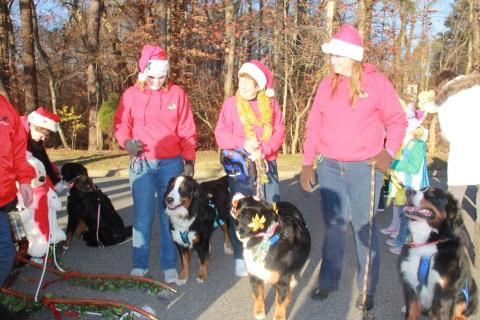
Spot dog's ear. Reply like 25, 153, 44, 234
163, 177, 177, 209
231, 193, 245, 218
190, 180, 205, 216
446, 192, 463, 231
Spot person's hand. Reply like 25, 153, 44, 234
368, 149, 393, 173
184, 160, 195, 177
244, 139, 260, 154
19, 183, 33, 207
125, 139, 143, 157
300, 165, 316, 192
248, 149, 262, 162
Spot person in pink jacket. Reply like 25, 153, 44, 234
0, 94, 34, 288
300, 25, 407, 312
215, 59, 285, 277
114, 45, 197, 284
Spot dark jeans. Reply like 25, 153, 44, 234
0, 210, 15, 286
229, 160, 280, 259
316, 157, 382, 296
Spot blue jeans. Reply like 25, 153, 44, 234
393, 206, 409, 247
0, 210, 15, 286
316, 157, 382, 296
129, 156, 184, 271
229, 160, 280, 259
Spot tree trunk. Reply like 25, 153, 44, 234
31, 0, 69, 149
357, 0, 374, 41
393, 1, 408, 93
153, 0, 168, 48
19, 0, 38, 114
0, 0, 10, 97
467, 0, 480, 73
86, 0, 103, 150
223, 0, 236, 99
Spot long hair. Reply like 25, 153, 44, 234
330, 61, 364, 107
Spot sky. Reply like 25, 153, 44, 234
429, 0, 455, 34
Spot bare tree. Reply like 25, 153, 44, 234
153, 0, 168, 48
466, 0, 480, 73
20, 0, 38, 113
223, 0, 236, 99
0, 0, 10, 98
357, 0, 374, 40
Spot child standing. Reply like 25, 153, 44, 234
386, 112, 429, 254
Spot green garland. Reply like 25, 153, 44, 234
68, 277, 167, 295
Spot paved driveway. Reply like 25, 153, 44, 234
15, 173, 478, 320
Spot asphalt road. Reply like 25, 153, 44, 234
12, 172, 478, 320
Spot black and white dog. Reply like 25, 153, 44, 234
163, 175, 232, 285
399, 188, 477, 319
61, 163, 132, 247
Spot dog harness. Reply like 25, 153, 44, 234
207, 198, 224, 228
251, 221, 280, 262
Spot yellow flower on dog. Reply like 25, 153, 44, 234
248, 214, 266, 232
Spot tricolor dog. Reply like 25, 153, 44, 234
399, 187, 477, 319
164, 175, 232, 285
231, 194, 311, 320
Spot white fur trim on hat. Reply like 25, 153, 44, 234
265, 88, 275, 97
145, 59, 169, 77
28, 111, 58, 132
238, 62, 267, 90
322, 38, 364, 61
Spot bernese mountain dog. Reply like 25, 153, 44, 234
61, 163, 132, 248
163, 175, 232, 285
399, 187, 478, 319
231, 194, 311, 320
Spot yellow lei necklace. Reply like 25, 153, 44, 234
235, 90, 273, 142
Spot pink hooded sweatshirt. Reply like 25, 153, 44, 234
303, 63, 407, 165
114, 82, 197, 161
215, 96, 285, 161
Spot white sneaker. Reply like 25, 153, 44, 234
164, 269, 178, 284
235, 259, 248, 277
130, 268, 149, 277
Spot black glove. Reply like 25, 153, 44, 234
125, 139, 143, 157
184, 160, 195, 177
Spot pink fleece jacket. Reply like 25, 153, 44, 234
215, 96, 285, 161
303, 63, 407, 165
114, 82, 197, 161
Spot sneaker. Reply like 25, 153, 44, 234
355, 294, 374, 311
235, 259, 248, 277
388, 246, 402, 255
310, 287, 330, 301
164, 268, 179, 284
130, 268, 149, 277
380, 227, 399, 235
386, 238, 398, 247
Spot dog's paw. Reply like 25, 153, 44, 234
176, 278, 187, 286
254, 313, 266, 320
224, 244, 233, 256
196, 277, 205, 284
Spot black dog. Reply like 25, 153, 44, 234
61, 163, 132, 247
164, 175, 232, 285
231, 194, 311, 320
399, 187, 478, 319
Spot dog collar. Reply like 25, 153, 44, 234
408, 240, 440, 248
251, 222, 280, 262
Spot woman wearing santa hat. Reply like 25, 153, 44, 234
21, 107, 62, 187
215, 59, 285, 277
300, 24, 407, 310
114, 44, 196, 284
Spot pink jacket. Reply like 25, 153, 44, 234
114, 82, 197, 161
0, 95, 35, 207
215, 96, 285, 161
303, 64, 407, 165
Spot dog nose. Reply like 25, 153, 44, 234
406, 189, 416, 196
166, 197, 174, 204
39, 176, 45, 183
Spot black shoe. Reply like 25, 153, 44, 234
356, 294, 374, 311
310, 287, 330, 301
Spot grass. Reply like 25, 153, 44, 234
48, 148, 447, 174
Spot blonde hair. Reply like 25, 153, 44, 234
136, 76, 169, 92
330, 61, 364, 107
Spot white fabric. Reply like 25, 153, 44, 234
238, 62, 267, 90
437, 85, 480, 185
321, 38, 364, 61
145, 59, 169, 77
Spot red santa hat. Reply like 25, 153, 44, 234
27, 107, 60, 132
322, 24, 364, 62
238, 60, 275, 97
138, 45, 169, 81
